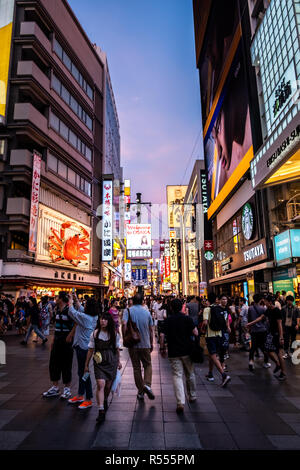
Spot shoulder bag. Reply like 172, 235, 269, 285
123, 308, 141, 348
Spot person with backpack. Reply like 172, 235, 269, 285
20, 297, 48, 346
202, 292, 231, 387
246, 293, 271, 371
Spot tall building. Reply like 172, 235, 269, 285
0, 0, 105, 298
193, 0, 284, 301
94, 46, 124, 299
249, 0, 300, 298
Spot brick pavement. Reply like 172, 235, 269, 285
1, 331, 300, 450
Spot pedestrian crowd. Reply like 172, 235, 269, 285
1, 289, 300, 423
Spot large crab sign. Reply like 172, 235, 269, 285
48, 222, 90, 267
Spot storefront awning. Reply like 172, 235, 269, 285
209, 261, 274, 286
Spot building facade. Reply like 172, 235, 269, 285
0, 0, 105, 298
193, 0, 286, 302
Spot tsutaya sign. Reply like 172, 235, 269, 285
243, 243, 265, 262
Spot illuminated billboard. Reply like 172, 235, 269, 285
167, 185, 187, 228
0, 0, 14, 124
36, 204, 91, 271
203, 42, 253, 219
126, 224, 152, 259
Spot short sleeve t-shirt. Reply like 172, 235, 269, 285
123, 305, 154, 349
164, 313, 195, 358
203, 306, 222, 338
265, 307, 282, 335
88, 330, 120, 349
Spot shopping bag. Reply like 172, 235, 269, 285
111, 369, 122, 397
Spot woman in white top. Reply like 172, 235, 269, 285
85, 313, 122, 423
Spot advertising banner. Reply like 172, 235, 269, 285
28, 152, 42, 253
124, 262, 131, 282
102, 180, 113, 261
36, 204, 91, 270
203, 39, 253, 219
164, 241, 170, 278
167, 185, 187, 228
0, 0, 14, 124
126, 224, 152, 259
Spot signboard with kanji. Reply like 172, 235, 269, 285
28, 152, 42, 252
102, 180, 113, 261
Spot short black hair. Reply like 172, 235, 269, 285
58, 291, 69, 304
170, 298, 183, 314
133, 293, 143, 305
286, 295, 294, 302
208, 292, 217, 304
253, 293, 262, 304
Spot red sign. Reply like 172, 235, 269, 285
204, 240, 214, 251
28, 152, 42, 252
165, 256, 170, 278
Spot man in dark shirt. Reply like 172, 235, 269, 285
247, 293, 270, 371
282, 295, 300, 358
43, 292, 75, 400
163, 298, 198, 414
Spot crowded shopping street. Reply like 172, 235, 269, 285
0, 293, 300, 451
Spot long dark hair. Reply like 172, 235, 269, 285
94, 313, 117, 351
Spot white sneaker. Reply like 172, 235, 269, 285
60, 387, 72, 399
263, 362, 272, 368
43, 386, 59, 397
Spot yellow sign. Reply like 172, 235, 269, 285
171, 272, 179, 284
0, 0, 14, 122
167, 185, 187, 228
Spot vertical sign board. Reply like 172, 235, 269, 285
0, 0, 14, 124
169, 230, 178, 272
164, 241, 171, 278
102, 180, 113, 261
28, 152, 42, 252
124, 262, 131, 282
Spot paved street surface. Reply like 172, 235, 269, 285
1, 332, 300, 450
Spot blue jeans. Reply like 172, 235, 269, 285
75, 346, 93, 400
25, 324, 46, 342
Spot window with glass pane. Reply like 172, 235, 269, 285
52, 75, 61, 94
80, 177, 85, 191
81, 142, 86, 155
78, 105, 83, 120
76, 138, 81, 152
48, 153, 58, 172
87, 85, 93, 100
85, 146, 92, 161
58, 161, 67, 179
85, 181, 91, 196
54, 39, 63, 59
86, 115, 92, 130
62, 50, 71, 70
50, 112, 59, 132
59, 120, 69, 141
71, 62, 79, 81
69, 129, 77, 148
70, 95, 78, 114
67, 168, 76, 186
61, 85, 70, 105
75, 173, 80, 189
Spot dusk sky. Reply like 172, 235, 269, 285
69, 0, 203, 208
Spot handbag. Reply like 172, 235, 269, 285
123, 309, 141, 348
190, 337, 204, 363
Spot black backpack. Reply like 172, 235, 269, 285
209, 305, 226, 331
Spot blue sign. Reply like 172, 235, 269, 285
132, 267, 147, 281
274, 230, 291, 262
290, 229, 300, 257
274, 229, 300, 262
